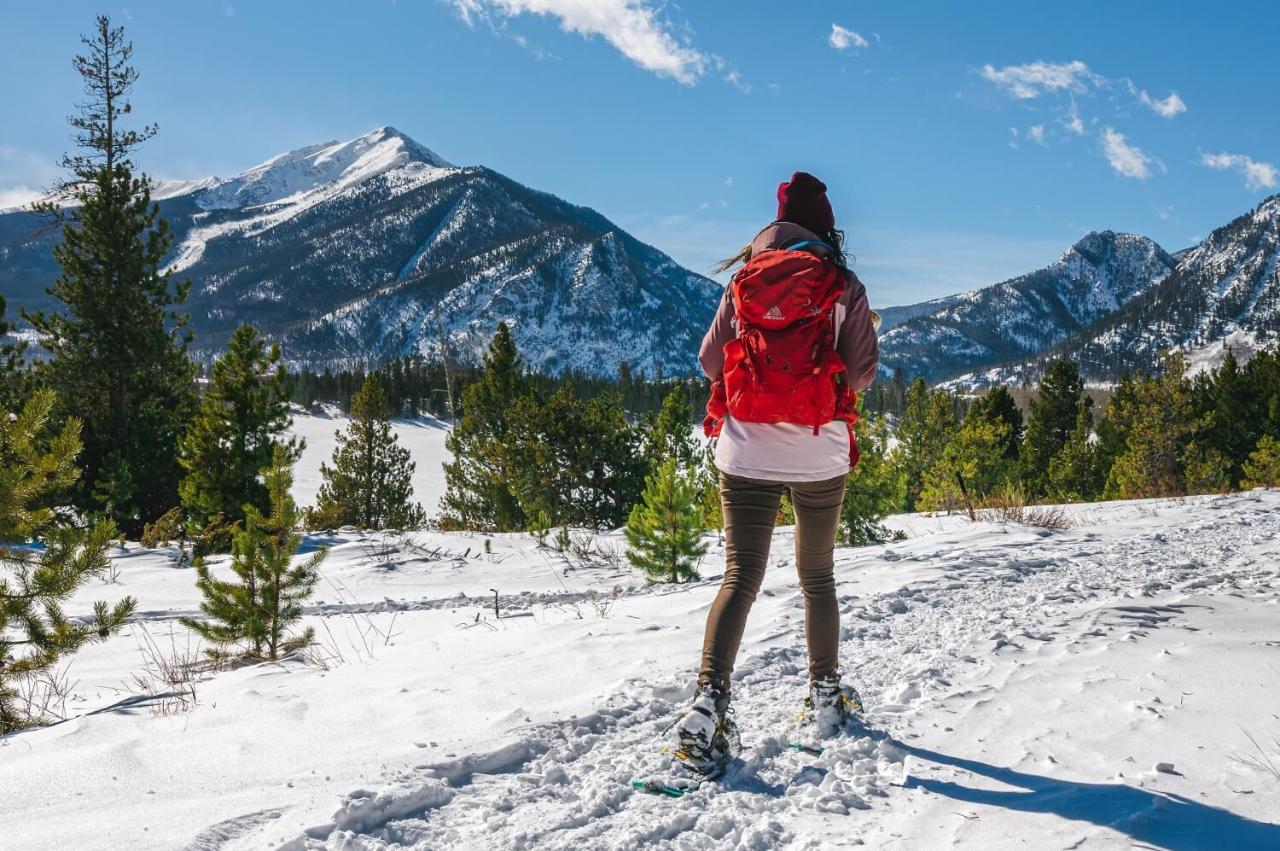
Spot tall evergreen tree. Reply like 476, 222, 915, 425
507, 385, 647, 530
842, 405, 906, 544
311, 376, 424, 530
26, 16, 195, 536
918, 415, 1011, 513
625, 459, 706, 583
179, 325, 299, 551
897, 379, 959, 510
441, 323, 527, 531
1, 390, 135, 732
967, 385, 1024, 464
1047, 402, 1102, 502
1022, 358, 1088, 498
1104, 355, 1194, 499
1093, 373, 1138, 489
184, 447, 324, 660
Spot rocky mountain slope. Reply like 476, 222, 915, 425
1049, 194, 1280, 380
876, 231, 1177, 382
0, 127, 721, 378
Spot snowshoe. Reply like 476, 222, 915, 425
670, 684, 739, 776
799, 675, 864, 739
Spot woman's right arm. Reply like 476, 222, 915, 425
698, 288, 735, 379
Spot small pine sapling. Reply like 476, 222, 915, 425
183, 448, 325, 661
625, 459, 707, 584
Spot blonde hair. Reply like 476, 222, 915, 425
713, 243, 753, 275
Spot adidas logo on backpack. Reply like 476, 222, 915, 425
763, 305, 785, 321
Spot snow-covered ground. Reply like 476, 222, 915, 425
3, 416, 1279, 850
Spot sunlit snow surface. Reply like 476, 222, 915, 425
2, 414, 1279, 850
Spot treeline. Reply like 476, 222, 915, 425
289, 356, 709, 423
893, 350, 1280, 514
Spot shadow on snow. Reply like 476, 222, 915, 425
896, 742, 1280, 850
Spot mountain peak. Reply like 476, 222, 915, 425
196, 126, 453, 211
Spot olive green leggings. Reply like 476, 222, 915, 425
699, 472, 846, 694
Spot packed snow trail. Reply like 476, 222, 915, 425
285, 492, 1280, 850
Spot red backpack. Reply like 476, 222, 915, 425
705, 248, 859, 444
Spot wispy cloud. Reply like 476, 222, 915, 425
1060, 99, 1085, 135
981, 60, 1100, 99
981, 59, 1186, 119
723, 70, 750, 94
1200, 151, 1278, 191
1136, 88, 1186, 118
1101, 127, 1153, 179
829, 23, 868, 51
1026, 124, 1047, 146
450, 0, 709, 84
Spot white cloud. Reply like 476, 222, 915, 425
982, 61, 1186, 123
1026, 124, 1047, 146
1101, 127, 1153, 179
723, 70, 750, 94
829, 23, 868, 51
1061, 99, 1086, 135
1200, 151, 1278, 191
0, 186, 43, 210
980, 60, 1099, 99
1137, 89, 1186, 118
450, 0, 708, 84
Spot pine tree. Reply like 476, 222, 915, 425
25, 16, 195, 536
647, 387, 699, 473
183, 447, 324, 660
918, 415, 1011, 513
1105, 355, 1194, 499
441, 323, 527, 531
966, 385, 1024, 464
179, 325, 299, 552
625, 459, 707, 583
0, 296, 31, 413
1242, 434, 1280, 489
507, 385, 646, 530
1093, 373, 1138, 489
897, 379, 960, 510
695, 446, 723, 533
311, 375, 424, 530
1, 390, 135, 732
1192, 349, 1253, 488
1181, 441, 1231, 495
1047, 402, 1102, 502
1022, 358, 1088, 498
842, 406, 906, 545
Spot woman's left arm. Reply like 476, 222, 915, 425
838, 273, 880, 391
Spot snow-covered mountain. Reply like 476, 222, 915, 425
877, 231, 1176, 382
1048, 194, 1280, 380
0, 127, 721, 377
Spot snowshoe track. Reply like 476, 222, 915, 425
288, 493, 1279, 849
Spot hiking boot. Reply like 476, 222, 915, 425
671, 683, 737, 774
804, 674, 864, 738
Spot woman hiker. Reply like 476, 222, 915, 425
672, 171, 880, 773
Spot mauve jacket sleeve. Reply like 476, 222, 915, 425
698, 288, 734, 379
839, 272, 880, 391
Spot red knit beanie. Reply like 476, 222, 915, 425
776, 171, 835, 234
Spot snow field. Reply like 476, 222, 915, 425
1, 413, 1278, 849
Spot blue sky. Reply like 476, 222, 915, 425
2, 1, 1278, 306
